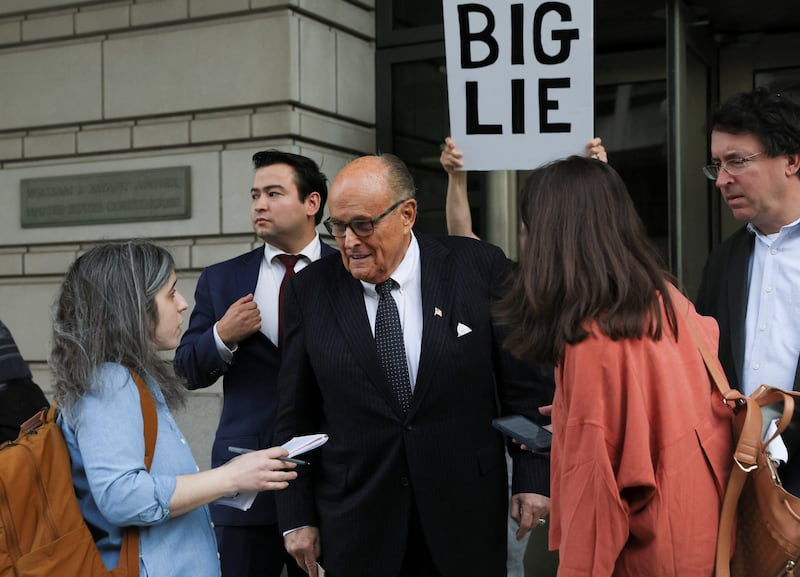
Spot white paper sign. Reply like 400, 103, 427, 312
443, 0, 594, 170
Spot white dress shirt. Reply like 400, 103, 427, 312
214, 235, 322, 359
742, 218, 800, 396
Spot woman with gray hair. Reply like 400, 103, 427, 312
51, 240, 296, 577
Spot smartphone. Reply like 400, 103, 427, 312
492, 415, 552, 452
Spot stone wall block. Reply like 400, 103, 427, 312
191, 113, 251, 144
133, 119, 190, 148
75, 3, 131, 34
299, 18, 336, 112
21, 11, 74, 42
104, 15, 296, 119
24, 131, 77, 158
191, 237, 254, 269
77, 125, 132, 154
0, 135, 23, 161
0, 18, 22, 45
336, 32, 375, 123
251, 107, 300, 137
189, 0, 249, 18
299, 0, 374, 36
131, 0, 189, 27
299, 111, 374, 154
0, 43, 103, 130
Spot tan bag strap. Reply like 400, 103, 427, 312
713, 395, 763, 577
118, 369, 158, 577
129, 370, 158, 471
680, 307, 753, 577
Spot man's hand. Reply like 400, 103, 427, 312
510, 492, 551, 541
284, 526, 321, 576
216, 294, 261, 347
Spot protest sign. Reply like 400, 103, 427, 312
444, 0, 594, 170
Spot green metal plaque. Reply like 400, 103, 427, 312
21, 166, 191, 228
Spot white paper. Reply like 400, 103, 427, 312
282, 433, 329, 457
765, 419, 789, 465
215, 434, 328, 511
215, 490, 258, 511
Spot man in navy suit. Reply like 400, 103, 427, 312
696, 87, 800, 492
175, 150, 337, 577
274, 154, 550, 577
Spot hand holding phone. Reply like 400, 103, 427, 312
492, 415, 552, 452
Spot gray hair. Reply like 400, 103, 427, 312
50, 240, 186, 411
377, 153, 417, 201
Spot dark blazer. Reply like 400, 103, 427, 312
174, 239, 336, 526
696, 225, 800, 451
274, 234, 550, 577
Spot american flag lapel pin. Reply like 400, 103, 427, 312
434, 307, 443, 317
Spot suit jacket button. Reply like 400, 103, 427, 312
400, 476, 410, 487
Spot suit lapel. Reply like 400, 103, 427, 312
727, 231, 753, 387
239, 245, 275, 350
411, 236, 456, 414
325, 237, 456, 418
326, 262, 394, 407
238, 245, 263, 294
244, 240, 334, 353
319, 238, 338, 258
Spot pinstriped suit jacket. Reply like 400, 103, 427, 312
274, 233, 550, 577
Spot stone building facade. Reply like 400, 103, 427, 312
0, 0, 375, 467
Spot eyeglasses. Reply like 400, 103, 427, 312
323, 199, 406, 238
702, 152, 763, 180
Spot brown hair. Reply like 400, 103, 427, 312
495, 156, 678, 364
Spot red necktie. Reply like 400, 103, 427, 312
276, 254, 300, 348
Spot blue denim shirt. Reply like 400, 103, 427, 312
59, 363, 220, 577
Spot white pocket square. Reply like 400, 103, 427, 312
456, 322, 472, 337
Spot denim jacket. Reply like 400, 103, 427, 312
59, 363, 220, 577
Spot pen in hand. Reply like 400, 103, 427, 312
227, 445, 309, 465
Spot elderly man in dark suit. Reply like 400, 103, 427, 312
174, 150, 337, 577
696, 87, 800, 492
274, 153, 550, 577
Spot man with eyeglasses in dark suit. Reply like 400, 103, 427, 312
696, 87, 800, 493
273, 153, 549, 577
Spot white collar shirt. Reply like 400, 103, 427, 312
254, 235, 322, 345
742, 218, 800, 395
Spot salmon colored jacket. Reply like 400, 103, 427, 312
550, 288, 733, 577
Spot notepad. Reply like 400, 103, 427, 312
215, 433, 329, 511
282, 433, 328, 457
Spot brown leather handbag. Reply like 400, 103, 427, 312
687, 314, 800, 577
715, 387, 800, 577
